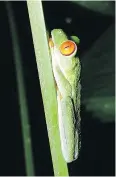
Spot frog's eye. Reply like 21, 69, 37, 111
49, 38, 54, 48
59, 40, 77, 56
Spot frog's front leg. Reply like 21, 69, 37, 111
52, 60, 72, 98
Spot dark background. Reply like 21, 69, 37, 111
0, 1, 115, 176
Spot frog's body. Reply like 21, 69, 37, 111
49, 29, 81, 163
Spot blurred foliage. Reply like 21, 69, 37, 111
72, 1, 115, 16
81, 24, 115, 122
6, 2, 35, 175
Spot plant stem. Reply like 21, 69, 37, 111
27, 1, 69, 176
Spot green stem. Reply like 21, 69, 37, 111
27, 1, 69, 176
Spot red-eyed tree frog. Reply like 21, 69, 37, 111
49, 29, 81, 163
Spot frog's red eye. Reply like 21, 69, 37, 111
59, 40, 76, 56
49, 38, 54, 48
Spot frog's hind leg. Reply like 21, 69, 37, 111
57, 94, 79, 163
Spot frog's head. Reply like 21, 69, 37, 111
49, 29, 80, 58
